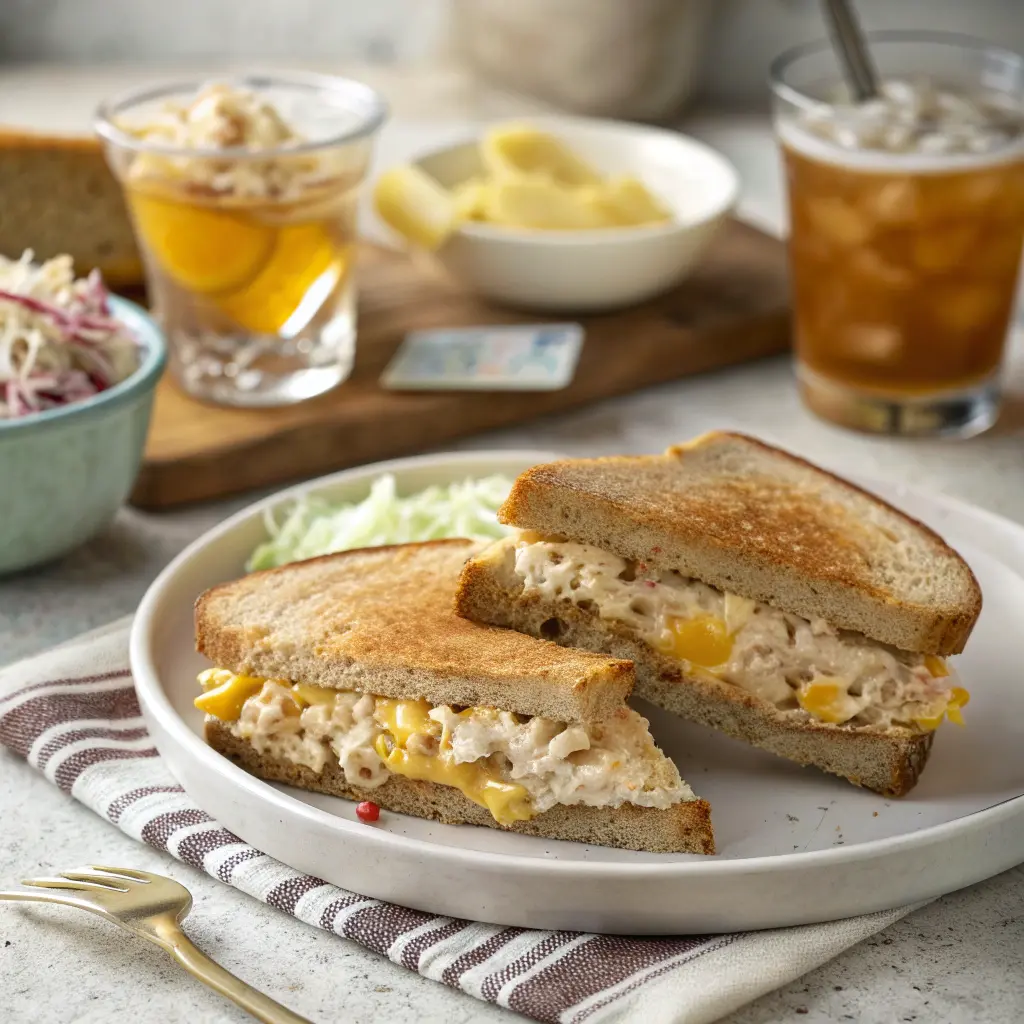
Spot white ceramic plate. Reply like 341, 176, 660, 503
130, 450, 1024, 934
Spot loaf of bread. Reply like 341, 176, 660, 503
0, 128, 143, 287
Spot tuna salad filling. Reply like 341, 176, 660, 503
195, 670, 693, 825
512, 536, 968, 733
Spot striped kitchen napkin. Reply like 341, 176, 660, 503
0, 619, 919, 1024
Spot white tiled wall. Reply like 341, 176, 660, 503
2, 0, 1022, 104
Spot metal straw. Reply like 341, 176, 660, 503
821, 0, 880, 101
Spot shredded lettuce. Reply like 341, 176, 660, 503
246, 473, 514, 571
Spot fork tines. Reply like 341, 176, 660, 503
21, 865, 155, 892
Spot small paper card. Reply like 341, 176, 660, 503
380, 323, 584, 391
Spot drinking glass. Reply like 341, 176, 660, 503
771, 33, 1024, 436
97, 73, 387, 407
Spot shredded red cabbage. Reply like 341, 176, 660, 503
0, 254, 139, 420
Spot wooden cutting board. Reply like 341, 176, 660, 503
130, 219, 790, 509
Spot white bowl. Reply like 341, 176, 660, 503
413, 115, 740, 313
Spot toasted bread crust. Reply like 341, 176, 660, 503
206, 719, 714, 855
457, 544, 935, 797
497, 432, 981, 656
0, 128, 143, 287
195, 539, 634, 723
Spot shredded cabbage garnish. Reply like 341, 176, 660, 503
246, 473, 514, 570
0, 251, 140, 419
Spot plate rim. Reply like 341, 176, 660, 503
129, 447, 1024, 881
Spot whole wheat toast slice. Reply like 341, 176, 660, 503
496, 432, 981, 655
197, 539, 713, 854
207, 719, 714, 855
0, 129, 143, 287
195, 539, 634, 723
457, 537, 935, 797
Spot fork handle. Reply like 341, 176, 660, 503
153, 918, 314, 1024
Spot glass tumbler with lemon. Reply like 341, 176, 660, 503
97, 74, 387, 406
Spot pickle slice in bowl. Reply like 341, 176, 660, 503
374, 165, 459, 250
481, 124, 601, 188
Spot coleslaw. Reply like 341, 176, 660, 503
0, 251, 140, 420
247, 473, 514, 570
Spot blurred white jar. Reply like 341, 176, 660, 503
449, 0, 714, 123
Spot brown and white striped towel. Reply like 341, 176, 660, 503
0, 619, 918, 1024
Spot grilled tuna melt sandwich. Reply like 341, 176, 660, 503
455, 432, 982, 797
194, 539, 713, 854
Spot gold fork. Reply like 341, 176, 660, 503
0, 866, 312, 1024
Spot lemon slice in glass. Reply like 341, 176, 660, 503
127, 190, 275, 295
217, 223, 348, 336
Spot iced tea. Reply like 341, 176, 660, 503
783, 135, 1024, 392
772, 35, 1024, 435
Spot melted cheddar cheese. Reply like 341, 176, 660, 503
374, 698, 434, 746
660, 615, 733, 668
797, 677, 969, 730
915, 686, 970, 731
292, 683, 339, 707
374, 699, 533, 826
796, 678, 864, 724
195, 668, 266, 719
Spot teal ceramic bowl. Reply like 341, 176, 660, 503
0, 296, 166, 574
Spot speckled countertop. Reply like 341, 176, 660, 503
2, 64, 1024, 1024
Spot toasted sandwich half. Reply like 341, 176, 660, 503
194, 539, 713, 854
455, 432, 981, 797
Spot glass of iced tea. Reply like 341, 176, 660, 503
96, 74, 387, 407
771, 33, 1024, 436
